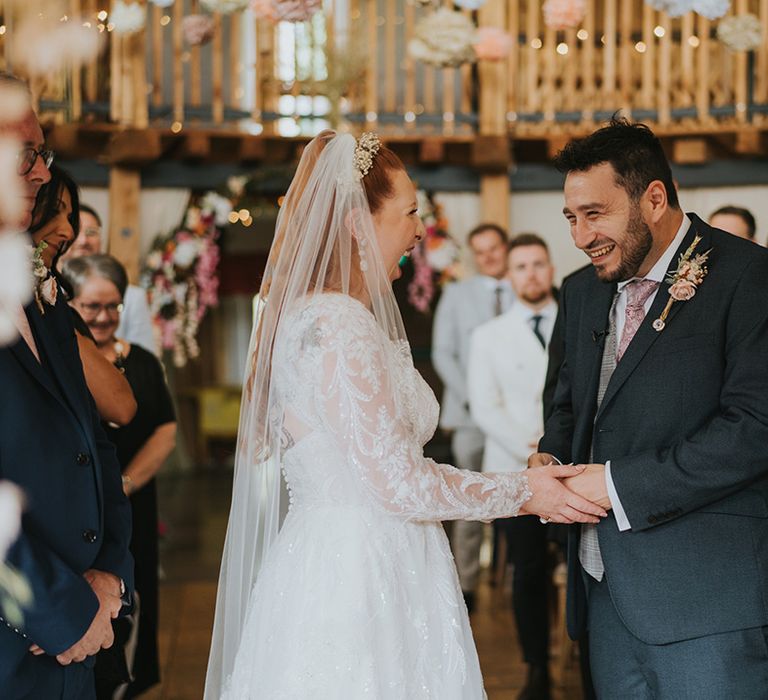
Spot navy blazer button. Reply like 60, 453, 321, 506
76, 453, 90, 466
82, 529, 98, 543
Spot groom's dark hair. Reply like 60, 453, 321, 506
553, 115, 680, 210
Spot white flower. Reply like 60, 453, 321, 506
185, 206, 202, 231
0, 232, 33, 306
173, 240, 202, 269
146, 250, 163, 270
717, 13, 762, 52
227, 175, 248, 198
426, 239, 459, 272
0, 482, 23, 561
10, 19, 103, 77
0, 139, 24, 227
110, 1, 146, 35
200, 0, 249, 14
408, 8, 477, 68
0, 234, 30, 343
201, 191, 233, 227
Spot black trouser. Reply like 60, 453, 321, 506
495, 515, 550, 667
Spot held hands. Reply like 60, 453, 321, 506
519, 463, 607, 524
29, 570, 122, 664
563, 463, 612, 511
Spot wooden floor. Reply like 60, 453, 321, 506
138, 471, 584, 700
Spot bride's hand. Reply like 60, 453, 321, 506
519, 463, 608, 524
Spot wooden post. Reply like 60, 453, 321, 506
478, 0, 509, 231
108, 167, 142, 283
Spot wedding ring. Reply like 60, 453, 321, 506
539, 517, 550, 524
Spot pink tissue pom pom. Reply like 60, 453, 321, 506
543, 0, 587, 30
251, 0, 321, 22
182, 14, 216, 46
474, 27, 513, 61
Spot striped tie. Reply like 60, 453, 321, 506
579, 294, 619, 581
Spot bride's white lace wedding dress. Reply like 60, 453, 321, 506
223, 294, 532, 699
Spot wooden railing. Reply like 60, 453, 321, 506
2, 0, 767, 137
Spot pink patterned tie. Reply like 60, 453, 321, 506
616, 279, 659, 362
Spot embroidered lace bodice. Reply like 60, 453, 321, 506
222, 293, 533, 699
274, 293, 531, 521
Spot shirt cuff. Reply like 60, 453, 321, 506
605, 461, 631, 531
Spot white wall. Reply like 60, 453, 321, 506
435, 185, 768, 284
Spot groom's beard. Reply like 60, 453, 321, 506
599, 212, 653, 283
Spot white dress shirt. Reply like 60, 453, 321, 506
480, 276, 514, 315
605, 215, 692, 530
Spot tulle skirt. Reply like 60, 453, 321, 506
222, 504, 486, 700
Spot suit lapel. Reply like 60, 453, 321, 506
8, 331, 65, 404
596, 222, 707, 420
25, 303, 93, 436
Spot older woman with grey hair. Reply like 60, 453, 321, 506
62, 254, 176, 699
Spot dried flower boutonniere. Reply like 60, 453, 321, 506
31, 241, 57, 313
652, 235, 711, 332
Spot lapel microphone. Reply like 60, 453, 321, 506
592, 328, 609, 343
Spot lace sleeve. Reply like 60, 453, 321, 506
309, 301, 532, 522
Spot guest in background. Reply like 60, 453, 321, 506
30, 164, 136, 427
709, 205, 757, 242
63, 254, 177, 699
62, 205, 157, 355
0, 71, 133, 700
468, 234, 557, 700
432, 222, 512, 612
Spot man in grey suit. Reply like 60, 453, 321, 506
533, 117, 768, 697
432, 222, 512, 611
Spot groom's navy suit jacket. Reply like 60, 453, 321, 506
0, 287, 133, 698
540, 214, 768, 645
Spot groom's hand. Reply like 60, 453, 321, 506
528, 452, 559, 468
563, 464, 612, 511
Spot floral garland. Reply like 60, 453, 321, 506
406, 191, 461, 313
142, 191, 229, 367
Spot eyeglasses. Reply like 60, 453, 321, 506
18, 146, 54, 176
77, 302, 124, 318
81, 227, 102, 239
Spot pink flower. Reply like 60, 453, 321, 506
669, 279, 696, 301
543, 0, 587, 30
39, 276, 58, 306
474, 27, 513, 61
252, 0, 321, 22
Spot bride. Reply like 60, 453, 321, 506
204, 131, 606, 699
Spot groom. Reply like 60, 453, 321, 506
532, 117, 768, 697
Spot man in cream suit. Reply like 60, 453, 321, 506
432, 223, 512, 612
468, 234, 557, 700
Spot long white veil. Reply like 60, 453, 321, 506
204, 131, 409, 698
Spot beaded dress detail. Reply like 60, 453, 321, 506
223, 294, 531, 699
